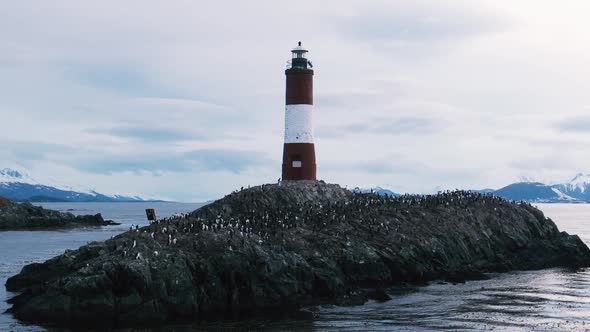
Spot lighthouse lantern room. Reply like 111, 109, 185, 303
282, 42, 317, 181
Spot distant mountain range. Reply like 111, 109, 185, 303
4, 166, 589, 204
0, 168, 157, 202
360, 173, 590, 203
487, 174, 590, 203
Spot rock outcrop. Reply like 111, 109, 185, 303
5, 182, 590, 328
0, 196, 118, 230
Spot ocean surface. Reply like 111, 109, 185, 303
1, 203, 590, 331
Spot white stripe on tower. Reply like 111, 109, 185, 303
284, 104, 314, 143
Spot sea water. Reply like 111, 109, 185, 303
1, 203, 590, 331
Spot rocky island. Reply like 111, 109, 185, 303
0, 196, 118, 230
5, 182, 590, 328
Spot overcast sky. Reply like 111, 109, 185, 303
2, 1, 590, 201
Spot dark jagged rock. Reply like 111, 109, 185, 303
5, 182, 590, 328
0, 196, 118, 230
367, 288, 391, 302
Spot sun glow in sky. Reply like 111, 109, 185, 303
2, 1, 590, 201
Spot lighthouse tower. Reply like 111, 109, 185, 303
282, 42, 316, 181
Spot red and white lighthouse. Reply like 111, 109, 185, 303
282, 42, 317, 181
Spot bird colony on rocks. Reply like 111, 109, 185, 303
6, 181, 590, 328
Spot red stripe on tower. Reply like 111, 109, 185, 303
282, 42, 317, 181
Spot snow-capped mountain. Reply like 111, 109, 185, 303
571, 173, 590, 191
481, 173, 590, 203
491, 182, 575, 202
0, 168, 37, 184
352, 186, 399, 196
552, 173, 590, 200
0, 168, 155, 202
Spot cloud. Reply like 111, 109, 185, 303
355, 158, 430, 175
2, 0, 590, 200
509, 155, 572, 172
88, 126, 202, 142
333, 1, 512, 59
318, 116, 442, 139
556, 116, 590, 133
74, 149, 272, 175
62, 63, 163, 97
0, 141, 76, 164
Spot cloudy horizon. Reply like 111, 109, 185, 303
2, 1, 590, 202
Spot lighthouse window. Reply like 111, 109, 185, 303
292, 161, 302, 168
293, 52, 307, 59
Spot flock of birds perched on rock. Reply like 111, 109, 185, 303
11, 182, 584, 331
111, 185, 536, 260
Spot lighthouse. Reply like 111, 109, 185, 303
282, 42, 317, 181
